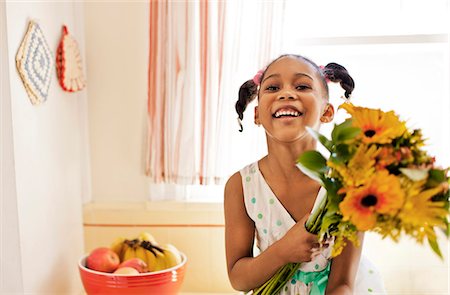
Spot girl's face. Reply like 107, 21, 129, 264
255, 56, 333, 143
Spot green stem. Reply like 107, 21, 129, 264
261, 267, 285, 295
270, 263, 300, 295
254, 192, 329, 294
305, 192, 328, 234
252, 268, 280, 295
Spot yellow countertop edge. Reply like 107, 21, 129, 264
83, 201, 225, 226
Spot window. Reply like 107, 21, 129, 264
281, 0, 449, 166
154, 0, 450, 202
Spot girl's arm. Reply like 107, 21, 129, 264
325, 233, 364, 295
224, 172, 287, 291
224, 172, 318, 291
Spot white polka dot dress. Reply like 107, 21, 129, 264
240, 161, 387, 295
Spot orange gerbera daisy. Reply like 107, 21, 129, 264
375, 146, 398, 170
339, 103, 406, 144
339, 170, 405, 230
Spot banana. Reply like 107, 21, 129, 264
144, 248, 158, 272
135, 245, 149, 265
161, 244, 182, 268
139, 235, 165, 271
123, 244, 137, 261
110, 237, 125, 258
153, 251, 167, 271
138, 231, 158, 244
109, 232, 183, 272
119, 240, 130, 262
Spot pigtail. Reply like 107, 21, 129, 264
322, 63, 355, 99
235, 79, 258, 132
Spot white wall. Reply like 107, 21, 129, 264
1, 1, 24, 293
3, 2, 88, 293
84, 2, 149, 203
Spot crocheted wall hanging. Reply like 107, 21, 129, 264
16, 20, 54, 105
56, 25, 86, 92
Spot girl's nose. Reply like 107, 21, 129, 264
278, 90, 296, 100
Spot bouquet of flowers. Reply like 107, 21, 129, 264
253, 102, 449, 295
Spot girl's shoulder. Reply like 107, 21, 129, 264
225, 159, 263, 202
224, 171, 245, 214
224, 171, 243, 197
224, 160, 255, 200
238, 160, 260, 176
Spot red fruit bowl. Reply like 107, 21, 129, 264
79, 253, 187, 295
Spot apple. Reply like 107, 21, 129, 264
117, 258, 148, 273
113, 267, 140, 275
86, 247, 120, 273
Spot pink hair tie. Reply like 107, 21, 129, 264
319, 65, 330, 83
253, 69, 264, 85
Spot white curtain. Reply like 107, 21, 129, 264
146, 0, 286, 186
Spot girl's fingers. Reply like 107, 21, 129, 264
311, 249, 321, 259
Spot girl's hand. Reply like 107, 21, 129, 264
277, 214, 320, 263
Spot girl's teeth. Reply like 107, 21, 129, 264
274, 110, 301, 118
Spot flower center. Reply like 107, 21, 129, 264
361, 194, 378, 207
364, 130, 376, 137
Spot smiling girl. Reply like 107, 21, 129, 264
224, 54, 386, 294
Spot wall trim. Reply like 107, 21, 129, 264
84, 223, 224, 227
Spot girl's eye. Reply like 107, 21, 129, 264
265, 85, 279, 91
296, 84, 311, 90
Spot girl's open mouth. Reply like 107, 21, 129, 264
272, 107, 303, 118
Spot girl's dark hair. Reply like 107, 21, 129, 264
235, 80, 258, 132
320, 62, 355, 99
235, 54, 355, 132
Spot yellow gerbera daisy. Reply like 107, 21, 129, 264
339, 171, 405, 230
399, 183, 447, 228
339, 103, 406, 144
328, 144, 379, 187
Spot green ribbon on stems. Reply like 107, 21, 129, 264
293, 262, 331, 295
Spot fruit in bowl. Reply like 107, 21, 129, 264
79, 251, 187, 294
117, 258, 148, 273
86, 247, 120, 273
113, 266, 140, 275
79, 232, 187, 294
110, 232, 183, 272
